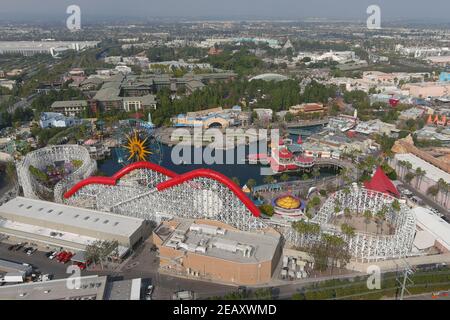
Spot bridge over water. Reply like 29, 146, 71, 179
286, 118, 329, 129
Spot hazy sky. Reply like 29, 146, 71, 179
1, 0, 450, 22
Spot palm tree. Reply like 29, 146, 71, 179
341, 223, 356, 238
338, 168, 348, 188
85, 240, 104, 270
437, 178, 448, 206
398, 160, 412, 180
231, 177, 240, 186
246, 178, 257, 190
375, 208, 386, 234
415, 167, 426, 190
427, 185, 439, 201
263, 175, 275, 185
404, 172, 415, 185
391, 199, 401, 212
363, 210, 372, 232
5, 162, 17, 186
344, 208, 352, 222
280, 173, 290, 183
312, 167, 320, 181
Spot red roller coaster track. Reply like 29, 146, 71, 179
64, 161, 261, 217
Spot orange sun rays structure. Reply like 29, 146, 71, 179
125, 130, 152, 162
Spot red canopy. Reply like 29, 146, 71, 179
364, 166, 400, 198
278, 148, 293, 159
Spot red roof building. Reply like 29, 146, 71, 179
363, 167, 400, 198
278, 148, 293, 159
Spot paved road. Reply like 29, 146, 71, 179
399, 180, 450, 218
403, 292, 450, 300
0, 241, 235, 300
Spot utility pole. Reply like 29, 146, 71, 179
396, 259, 415, 300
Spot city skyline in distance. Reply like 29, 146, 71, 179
1, 0, 450, 24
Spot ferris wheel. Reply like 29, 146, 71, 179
113, 115, 163, 166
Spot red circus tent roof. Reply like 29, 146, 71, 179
278, 148, 293, 159
363, 166, 400, 198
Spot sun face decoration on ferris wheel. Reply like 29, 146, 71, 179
125, 130, 152, 162
114, 117, 163, 166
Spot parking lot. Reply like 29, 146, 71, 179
0, 241, 98, 282
0, 238, 236, 299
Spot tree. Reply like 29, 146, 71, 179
292, 220, 321, 237
259, 204, 275, 217
404, 172, 415, 185
310, 234, 350, 274
312, 166, 320, 181
5, 162, 17, 185
309, 196, 321, 208
415, 167, 426, 189
341, 223, 356, 238
246, 178, 256, 190
437, 178, 449, 206
427, 185, 439, 201
263, 175, 275, 185
363, 210, 372, 232
85, 240, 104, 270
85, 240, 119, 270
231, 177, 240, 186
375, 207, 387, 234
344, 208, 352, 222
391, 199, 401, 212
280, 173, 290, 182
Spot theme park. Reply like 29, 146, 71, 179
1, 2, 450, 303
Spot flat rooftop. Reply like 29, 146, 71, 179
0, 275, 107, 300
162, 221, 280, 264
394, 153, 450, 183
0, 197, 144, 238
413, 206, 450, 250
103, 278, 141, 300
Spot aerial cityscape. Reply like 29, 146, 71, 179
0, 0, 450, 307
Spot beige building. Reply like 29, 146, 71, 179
403, 82, 450, 98
51, 100, 88, 117
289, 103, 325, 115
153, 219, 282, 285
0, 197, 148, 251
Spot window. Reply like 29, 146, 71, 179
58, 211, 63, 215
103, 220, 109, 224
38, 208, 43, 211
74, 214, 80, 218
114, 222, 119, 226
94, 218, 99, 222
48, 209, 53, 213
18, 204, 24, 208
84, 216, 90, 220
26, 206, 32, 209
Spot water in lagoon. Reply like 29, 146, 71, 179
98, 142, 338, 186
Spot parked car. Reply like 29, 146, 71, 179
48, 251, 58, 260
75, 261, 90, 270
26, 248, 37, 256
145, 284, 154, 300
172, 290, 195, 300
